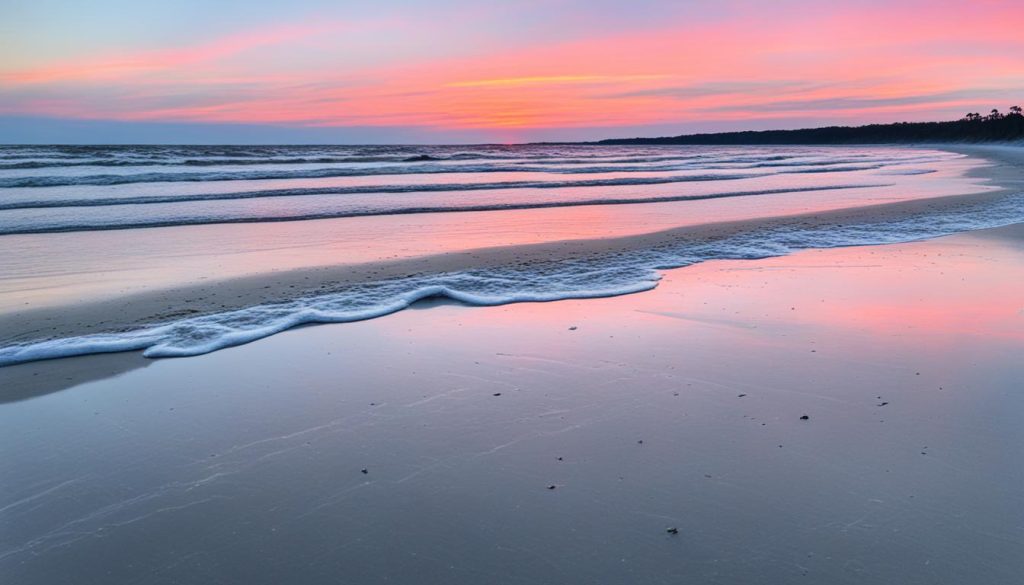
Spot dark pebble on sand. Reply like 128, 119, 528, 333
569, 326, 578, 331
666, 527, 679, 535
361, 469, 368, 474
493, 393, 502, 397
547, 485, 557, 490
799, 415, 810, 420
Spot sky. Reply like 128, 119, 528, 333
1, 0, 1022, 144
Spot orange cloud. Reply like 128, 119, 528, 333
446, 75, 670, 88
2, 2, 1022, 134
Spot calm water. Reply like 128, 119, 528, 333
0, 144, 973, 233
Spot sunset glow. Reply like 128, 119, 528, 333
2, 0, 1023, 142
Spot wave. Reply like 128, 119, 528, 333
0, 173, 767, 210
0, 148, 697, 168
0, 147, 728, 165
0, 162, 718, 187
0, 184, 883, 235
876, 168, 937, 176
2, 191, 1021, 367
0, 155, 935, 188
0, 155, 435, 170
788, 164, 884, 173
0, 152, 567, 169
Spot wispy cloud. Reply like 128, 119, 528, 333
1, 21, 343, 85
597, 80, 818, 100
2, 0, 1023, 141
447, 74, 669, 88
698, 88, 1024, 113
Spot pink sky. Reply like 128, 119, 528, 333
1, 0, 1022, 142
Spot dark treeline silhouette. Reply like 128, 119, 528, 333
596, 107, 1024, 145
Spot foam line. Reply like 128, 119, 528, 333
2, 191, 1021, 367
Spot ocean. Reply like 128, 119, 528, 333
1, 144, 1022, 365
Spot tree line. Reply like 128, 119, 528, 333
961, 106, 1022, 122
597, 106, 1024, 145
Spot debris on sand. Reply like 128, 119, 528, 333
666, 527, 679, 535
799, 415, 810, 420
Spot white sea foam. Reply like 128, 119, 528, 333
1, 191, 1021, 367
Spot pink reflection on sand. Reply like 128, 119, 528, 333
404, 229, 1024, 352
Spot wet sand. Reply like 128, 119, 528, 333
2, 221, 1023, 584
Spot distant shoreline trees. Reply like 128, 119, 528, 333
963, 106, 1023, 122
596, 105, 1024, 145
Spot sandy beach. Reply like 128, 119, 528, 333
1, 145, 1022, 584
2, 218, 1022, 584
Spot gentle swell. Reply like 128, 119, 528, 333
0, 157, 936, 188
0, 173, 767, 210
0, 162, 711, 187
0, 184, 885, 235
0, 153, 713, 170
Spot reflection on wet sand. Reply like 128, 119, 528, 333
1, 226, 1021, 584
0, 352, 153, 404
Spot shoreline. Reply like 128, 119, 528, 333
0, 187, 1013, 347
3, 219, 1023, 403
0, 143, 1021, 362
1, 144, 1021, 348
3, 212, 1022, 583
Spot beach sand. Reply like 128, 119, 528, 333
1, 145, 1023, 584
2, 220, 1023, 584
